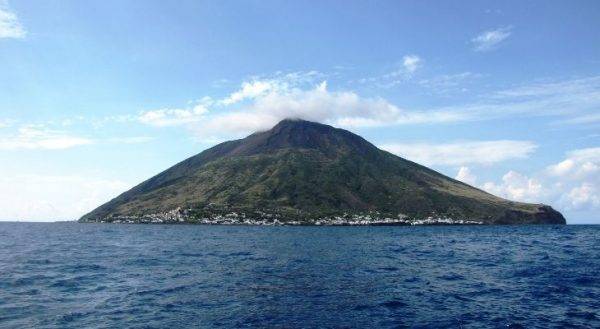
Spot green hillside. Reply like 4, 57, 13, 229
80, 119, 565, 225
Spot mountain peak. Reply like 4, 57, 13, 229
271, 118, 329, 130
226, 119, 375, 157
270, 118, 335, 134
273, 117, 314, 126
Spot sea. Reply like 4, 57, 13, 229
0, 223, 598, 328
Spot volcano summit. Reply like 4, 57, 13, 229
80, 119, 565, 225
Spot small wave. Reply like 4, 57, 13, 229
133, 284, 193, 297
512, 267, 543, 278
50, 280, 81, 290
438, 273, 465, 281
26, 259, 52, 265
565, 310, 597, 320
227, 251, 253, 257
353, 304, 374, 311
179, 252, 204, 257
62, 263, 106, 273
389, 247, 405, 253
380, 299, 407, 309
573, 276, 596, 285
404, 276, 420, 283
11, 275, 50, 287
451, 294, 472, 302
57, 311, 87, 323
161, 284, 191, 294
123, 258, 162, 266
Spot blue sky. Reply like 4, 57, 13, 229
1, 0, 599, 223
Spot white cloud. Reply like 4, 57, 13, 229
455, 166, 477, 185
0, 125, 150, 150
138, 104, 208, 127
358, 75, 597, 123
418, 72, 481, 93
0, 126, 92, 150
90, 114, 136, 129
139, 71, 325, 130
220, 80, 275, 105
0, 119, 13, 128
562, 113, 600, 125
137, 75, 600, 141
561, 183, 600, 210
137, 74, 473, 139
546, 147, 600, 179
219, 71, 324, 105
482, 171, 544, 203
438, 76, 600, 123
380, 140, 537, 166
492, 76, 600, 100
189, 81, 476, 139
478, 147, 600, 211
472, 26, 512, 51
0, 1, 26, 39
402, 55, 421, 73
105, 136, 154, 144
0, 174, 131, 221
356, 55, 424, 88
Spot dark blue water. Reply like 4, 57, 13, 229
0, 223, 598, 328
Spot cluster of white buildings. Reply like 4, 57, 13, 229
96, 208, 483, 226
408, 217, 482, 225
100, 208, 186, 224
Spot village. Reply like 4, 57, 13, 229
93, 207, 483, 226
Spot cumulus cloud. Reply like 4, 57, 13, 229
136, 75, 600, 142
546, 147, 600, 180
455, 166, 477, 185
0, 174, 131, 221
0, 126, 93, 150
220, 80, 275, 105
138, 71, 326, 132
0, 1, 26, 39
194, 81, 476, 139
461, 147, 600, 212
139, 77, 474, 141
545, 148, 600, 210
380, 140, 537, 166
471, 26, 512, 51
562, 183, 600, 210
482, 171, 544, 203
219, 71, 324, 106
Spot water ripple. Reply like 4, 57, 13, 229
0, 223, 598, 328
